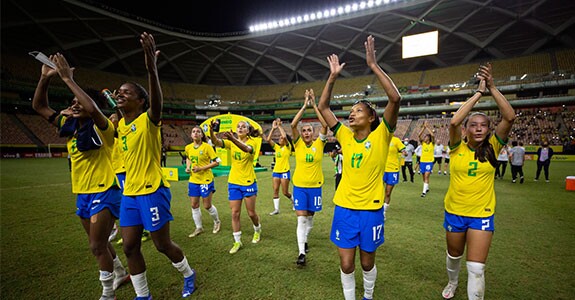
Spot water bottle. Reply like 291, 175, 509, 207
101, 89, 117, 109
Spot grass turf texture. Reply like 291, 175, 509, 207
1, 156, 574, 299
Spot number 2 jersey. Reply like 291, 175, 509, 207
444, 134, 505, 217
332, 120, 393, 210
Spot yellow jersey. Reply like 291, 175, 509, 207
185, 142, 218, 184
272, 143, 292, 173
444, 134, 504, 217
420, 142, 435, 163
333, 121, 393, 210
111, 137, 126, 174
117, 113, 170, 196
223, 138, 257, 186
292, 136, 326, 188
385, 136, 405, 172
61, 117, 117, 194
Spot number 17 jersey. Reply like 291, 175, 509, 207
333, 121, 392, 210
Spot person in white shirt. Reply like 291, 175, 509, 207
434, 142, 444, 175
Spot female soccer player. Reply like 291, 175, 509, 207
32, 53, 128, 299
115, 32, 196, 299
417, 122, 435, 197
185, 125, 222, 237
210, 120, 262, 254
264, 118, 294, 215
441, 63, 514, 300
317, 35, 401, 300
383, 135, 406, 220
290, 88, 328, 266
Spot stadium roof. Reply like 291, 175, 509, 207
2, 0, 574, 86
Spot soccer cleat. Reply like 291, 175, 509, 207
296, 253, 306, 266
182, 270, 196, 298
444, 171, 447, 175
305, 242, 309, 253
269, 210, 279, 215
229, 241, 242, 254
116, 238, 123, 245
534, 178, 539, 181
113, 271, 130, 290
141, 230, 151, 242
109, 223, 118, 242
252, 231, 261, 243
546, 180, 550, 183
442, 282, 458, 299
188, 228, 204, 238
520, 177, 524, 184
438, 171, 441, 175
212, 222, 221, 234
134, 296, 152, 300
512, 179, 516, 183
421, 193, 426, 198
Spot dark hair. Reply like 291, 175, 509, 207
285, 134, 295, 152
125, 81, 149, 111
239, 121, 261, 138
191, 125, 207, 143
353, 100, 379, 131
464, 112, 497, 168
512, 140, 518, 146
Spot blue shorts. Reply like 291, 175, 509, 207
228, 182, 258, 200
119, 186, 174, 232
293, 186, 322, 212
188, 181, 215, 198
76, 187, 121, 219
443, 211, 495, 232
272, 170, 291, 180
420, 162, 434, 174
383, 172, 399, 185
116, 172, 126, 191
330, 205, 385, 252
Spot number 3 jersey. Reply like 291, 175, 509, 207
444, 134, 504, 218
117, 113, 170, 196
332, 121, 393, 210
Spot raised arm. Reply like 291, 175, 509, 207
309, 89, 328, 135
221, 131, 253, 154
291, 99, 308, 141
141, 32, 163, 124
209, 119, 224, 148
53, 53, 108, 129
31, 55, 60, 126
365, 35, 401, 129
449, 79, 486, 146
318, 55, 345, 129
479, 63, 515, 141
265, 119, 278, 147
276, 119, 287, 141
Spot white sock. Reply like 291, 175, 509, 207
383, 203, 389, 212
297, 216, 307, 254
362, 265, 377, 299
305, 216, 314, 241
340, 269, 356, 300
172, 256, 194, 278
233, 231, 242, 243
273, 198, 280, 211
423, 183, 429, 193
253, 223, 261, 233
131, 271, 150, 297
207, 205, 220, 223
113, 256, 127, 276
99, 270, 114, 297
446, 251, 462, 284
467, 261, 485, 300
192, 207, 203, 229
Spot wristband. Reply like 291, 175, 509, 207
475, 90, 484, 96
